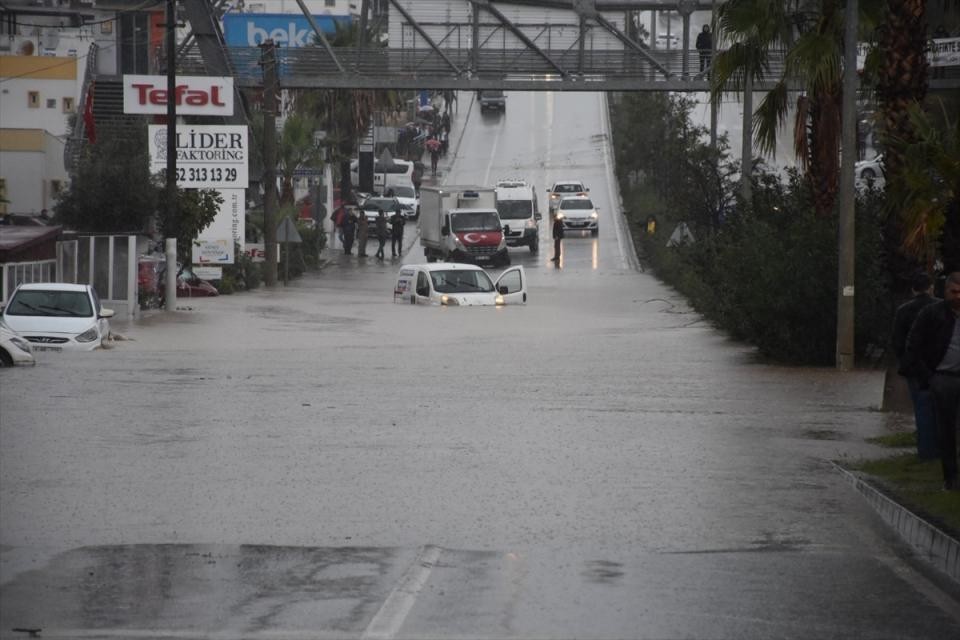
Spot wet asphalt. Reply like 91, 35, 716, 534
1, 92, 959, 639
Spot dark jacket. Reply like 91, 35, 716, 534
696, 31, 712, 51
552, 217, 564, 240
375, 215, 389, 240
902, 300, 958, 383
892, 293, 939, 362
389, 212, 405, 238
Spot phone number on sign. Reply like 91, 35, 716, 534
176, 167, 239, 182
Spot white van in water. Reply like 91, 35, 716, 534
495, 178, 541, 253
394, 263, 527, 306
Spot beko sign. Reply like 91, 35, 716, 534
123, 75, 234, 116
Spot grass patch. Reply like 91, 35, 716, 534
848, 453, 960, 536
866, 431, 917, 448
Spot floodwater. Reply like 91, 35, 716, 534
1, 91, 957, 638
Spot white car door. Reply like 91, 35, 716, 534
494, 266, 527, 305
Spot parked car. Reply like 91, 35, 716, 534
394, 263, 527, 306
359, 195, 403, 226
0, 320, 35, 366
555, 194, 600, 235
1, 283, 113, 352
384, 184, 420, 219
855, 154, 885, 189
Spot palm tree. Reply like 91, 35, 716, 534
712, 0, 883, 215
874, 0, 928, 187
307, 20, 403, 202
276, 111, 323, 206
886, 100, 959, 270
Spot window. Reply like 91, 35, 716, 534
62, 97, 75, 113
46, 98, 56, 108
28, 91, 39, 108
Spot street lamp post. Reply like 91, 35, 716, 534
164, 0, 178, 310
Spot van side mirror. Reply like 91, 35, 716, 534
441, 225, 449, 236
535, 212, 542, 221
503, 225, 511, 234
99, 308, 115, 319
498, 285, 509, 294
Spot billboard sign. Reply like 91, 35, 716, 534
223, 13, 351, 47
124, 75, 234, 116
192, 189, 244, 265
149, 125, 248, 189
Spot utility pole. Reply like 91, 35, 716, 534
164, 0, 178, 310
837, 0, 858, 370
740, 72, 753, 205
261, 39, 278, 287
709, 0, 717, 151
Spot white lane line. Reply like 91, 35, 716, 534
361, 545, 442, 640
483, 112, 504, 186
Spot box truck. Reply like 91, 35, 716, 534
419, 185, 510, 266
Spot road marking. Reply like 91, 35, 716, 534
361, 545, 442, 639
483, 111, 504, 186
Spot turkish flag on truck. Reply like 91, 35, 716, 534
83, 83, 96, 144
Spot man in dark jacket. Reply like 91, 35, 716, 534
696, 25, 712, 72
551, 214, 564, 263
903, 271, 960, 490
893, 273, 940, 459
389, 209, 405, 257
374, 209, 389, 260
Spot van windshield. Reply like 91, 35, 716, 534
497, 200, 532, 220
451, 211, 501, 232
430, 270, 495, 293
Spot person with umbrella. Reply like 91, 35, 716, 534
426, 137, 441, 176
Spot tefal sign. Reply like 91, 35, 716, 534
123, 75, 234, 116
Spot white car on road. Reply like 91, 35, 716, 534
2, 283, 114, 352
394, 263, 527, 306
546, 180, 588, 214
556, 194, 600, 235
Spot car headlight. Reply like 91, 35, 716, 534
441, 295, 459, 306
555, 213, 564, 220
495, 294, 505, 305
591, 211, 599, 218
75, 326, 100, 343
9, 336, 31, 353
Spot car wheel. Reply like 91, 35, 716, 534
0, 349, 12, 367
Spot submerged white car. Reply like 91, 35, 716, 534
394, 263, 527, 306
0, 320, 35, 366
2, 283, 114, 352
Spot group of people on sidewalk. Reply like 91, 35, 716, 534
894, 271, 960, 491
334, 206, 406, 260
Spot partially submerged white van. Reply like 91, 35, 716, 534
394, 263, 527, 306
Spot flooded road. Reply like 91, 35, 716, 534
1, 92, 958, 638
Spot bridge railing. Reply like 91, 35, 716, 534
178, 46, 789, 88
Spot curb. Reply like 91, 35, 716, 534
832, 461, 960, 584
